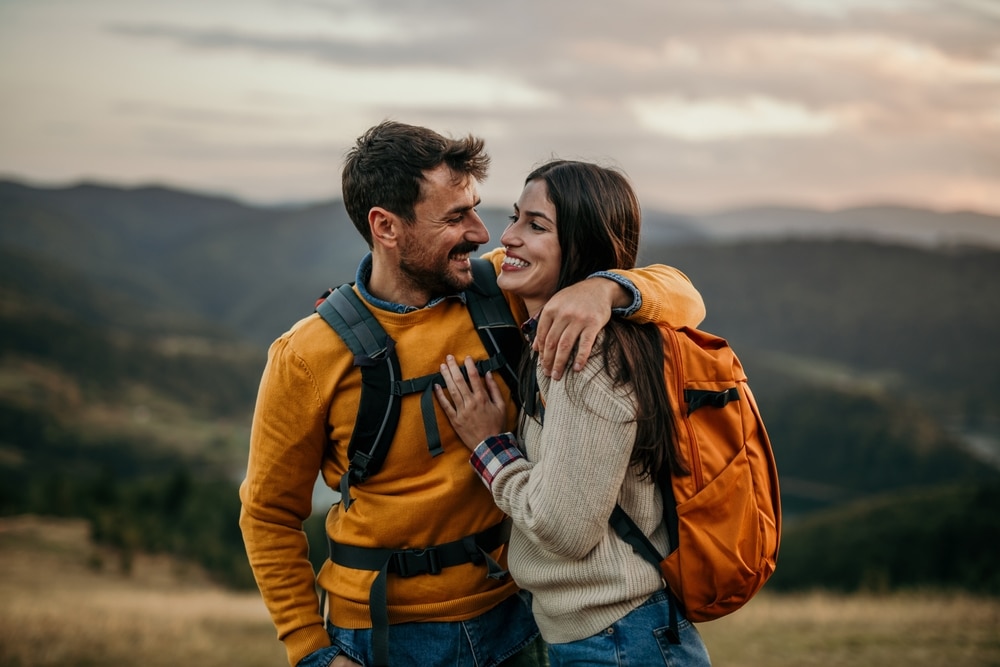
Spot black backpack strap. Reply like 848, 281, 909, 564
328, 519, 511, 667
610, 504, 682, 644
392, 356, 506, 458
465, 258, 524, 407
316, 285, 402, 510
609, 504, 664, 568
684, 387, 739, 415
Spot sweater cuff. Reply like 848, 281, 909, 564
470, 433, 523, 487
284, 623, 331, 667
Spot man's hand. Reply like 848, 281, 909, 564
534, 277, 627, 380
331, 656, 362, 667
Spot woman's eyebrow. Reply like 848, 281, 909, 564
512, 203, 553, 223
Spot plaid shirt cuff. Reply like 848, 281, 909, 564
471, 433, 523, 487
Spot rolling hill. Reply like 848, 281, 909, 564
2, 178, 999, 593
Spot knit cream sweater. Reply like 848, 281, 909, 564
485, 335, 671, 644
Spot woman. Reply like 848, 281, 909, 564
433, 160, 712, 666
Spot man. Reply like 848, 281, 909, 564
239, 120, 706, 667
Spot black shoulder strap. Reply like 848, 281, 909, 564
609, 500, 682, 642
466, 258, 523, 407
316, 285, 402, 510
609, 460, 681, 568
609, 503, 669, 568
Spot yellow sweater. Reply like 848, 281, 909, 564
239, 249, 705, 666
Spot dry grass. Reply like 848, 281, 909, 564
699, 589, 1000, 667
1, 515, 998, 667
0, 515, 284, 667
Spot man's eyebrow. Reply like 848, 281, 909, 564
447, 198, 481, 215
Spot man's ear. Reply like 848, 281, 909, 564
369, 207, 397, 248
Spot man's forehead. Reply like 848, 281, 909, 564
422, 164, 474, 188
418, 166, 479, 206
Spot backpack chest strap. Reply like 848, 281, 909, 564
395, 354, 512, 457
336, 354, 511, 504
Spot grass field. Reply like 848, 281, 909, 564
1, 515, 998, 667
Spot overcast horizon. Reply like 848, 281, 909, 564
1, 0, 998, 216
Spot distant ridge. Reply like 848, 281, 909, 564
4, 178, 998, 250
679, 204, 1000, 249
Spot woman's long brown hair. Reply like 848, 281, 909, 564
517, 160, 687, 479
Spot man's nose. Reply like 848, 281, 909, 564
467, 211, 490, 244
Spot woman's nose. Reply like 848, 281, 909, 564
500, 225, 518, 247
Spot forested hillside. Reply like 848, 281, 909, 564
2, 179, 998, 594
649, 240, 1000, 419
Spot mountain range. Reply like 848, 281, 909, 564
3, 177, 999, 592
644, 204, 1000, 249
3, 180, 999, 490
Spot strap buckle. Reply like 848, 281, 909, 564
390, 547, 442, 578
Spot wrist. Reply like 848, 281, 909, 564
588, 271, 638, 313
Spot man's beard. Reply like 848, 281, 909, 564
398, 241, 480, 299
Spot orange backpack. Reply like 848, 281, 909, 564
610, 324, 781, 630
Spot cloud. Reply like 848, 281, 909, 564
628, 96, 841, 141
1, 0, 997, 214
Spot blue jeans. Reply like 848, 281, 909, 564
546, 591, 711, 667
298, 592, 540, 667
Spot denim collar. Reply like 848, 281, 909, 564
520, 316, 538, 344
354, 253, 469, 314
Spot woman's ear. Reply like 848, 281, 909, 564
369, 207, 397, 248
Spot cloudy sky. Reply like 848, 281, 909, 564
1, 0, 998, 215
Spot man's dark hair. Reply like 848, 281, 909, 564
341, 120, 491, 247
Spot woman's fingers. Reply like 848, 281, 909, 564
433, 382, 456, 416
438, 355, 466, 401
483, 369, 504, 405
462, 355, 486, 397
434, 355, 508, 450
440, 355, 487, 401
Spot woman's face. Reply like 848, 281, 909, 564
497, 179, 562, 315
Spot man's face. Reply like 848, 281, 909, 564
396, 164, 490, 299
